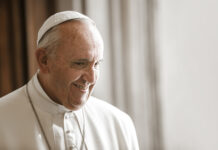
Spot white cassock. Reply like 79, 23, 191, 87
0, 73, 139, 150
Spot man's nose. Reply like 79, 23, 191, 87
83, 67, 97, 84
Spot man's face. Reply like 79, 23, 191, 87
43, 21, 103, 110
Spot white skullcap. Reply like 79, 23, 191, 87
37, 11, 94, 45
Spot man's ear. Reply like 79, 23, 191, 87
35, 48, 49, 73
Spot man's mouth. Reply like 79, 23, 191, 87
73, 83, 89, 91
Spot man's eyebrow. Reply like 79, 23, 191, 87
71, 59, 104, 62
71, 59, 89, 62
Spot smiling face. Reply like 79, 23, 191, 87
37, 20, 104, 110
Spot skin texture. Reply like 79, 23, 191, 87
35, 20, 104, 110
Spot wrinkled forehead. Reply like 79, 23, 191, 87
53, 20, 104, 60
58, 20, 104, 49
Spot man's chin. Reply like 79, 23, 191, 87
67, 98, 88, 110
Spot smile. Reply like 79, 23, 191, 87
73, 83, 89, 91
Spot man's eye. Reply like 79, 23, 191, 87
71, 62, 87, 69
75, 62, 85, 66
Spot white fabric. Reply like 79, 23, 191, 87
37, 11, 93, 45
0, 73, 139, 150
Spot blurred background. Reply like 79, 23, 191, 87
1, 0, 218, 149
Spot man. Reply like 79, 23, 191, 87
0, 11, 139, 150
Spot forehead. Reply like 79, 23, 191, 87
56, 20, 104, 60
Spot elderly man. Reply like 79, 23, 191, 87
0, 11, 139, 150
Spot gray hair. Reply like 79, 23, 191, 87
37, 25, 59, 56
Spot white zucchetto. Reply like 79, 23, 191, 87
37, 11, 93, 45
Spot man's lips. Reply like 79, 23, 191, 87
73, 83, 89, 92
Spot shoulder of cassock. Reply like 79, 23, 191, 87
0, 85, 27, 109
86, 96, 131, 120
0, 86, 30, 121
85, 96, 137, 134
